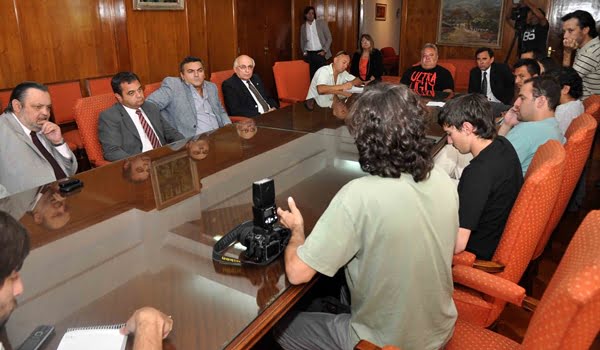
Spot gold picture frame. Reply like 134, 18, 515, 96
436, 0, 505, 48
150, 151, 201, 210
375, 3, 387, 21
133, 0, 185, 11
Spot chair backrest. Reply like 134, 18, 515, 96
74, 93, 116, 167
85, 75, 113, 96
46, 80, 83, 124
534, 113, 598, 259
381, 76, 401, 84
144, 82, 162, 97
273, 60, 310, 107
210, 69, 235, 107
0, 89, 12, 112
494, 140, 565, 281
438, 58, 476, 93
380, 47, 397, 58
583, 94, 600, 123
521, 210, 600, 350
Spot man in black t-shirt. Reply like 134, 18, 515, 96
439, 94, 523, 260
508, 0, 548, 55
401, 43, 454, 98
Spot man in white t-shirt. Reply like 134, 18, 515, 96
306, 51, 361, 108
555, 67, 585, 134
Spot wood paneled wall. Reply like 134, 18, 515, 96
399, 0, 550, 74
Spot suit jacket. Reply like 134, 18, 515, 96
468, 62, 515, 105
300, 19, 333, 59
0, 112, 77, 196
350, 49, 384, 81
98, 101, 184, 161
222, 74, 279, 117
147, 77, 231, 138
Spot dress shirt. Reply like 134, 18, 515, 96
122, 105, 159, 152
12, 113, 72, 159
243, 80, 269, 114
305, 21, 322, 51
481, 67, 500, 103
186, 82, 220, 134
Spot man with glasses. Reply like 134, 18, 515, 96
98, 72, 184, 161
222, 55, 278, 117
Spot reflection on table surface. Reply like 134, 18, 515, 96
2, 102, 447, 349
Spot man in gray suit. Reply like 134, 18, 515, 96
301, 6, 332, 79
147, 56, 231, 138
0, 82, 77, 197
98, 72, 184, 161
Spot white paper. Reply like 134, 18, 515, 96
57, 325, 127, 350
426, 101, 445, 107
345, 86, 364, 94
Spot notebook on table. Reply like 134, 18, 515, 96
57, 323, 127, 350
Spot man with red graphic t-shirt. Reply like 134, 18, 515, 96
401, 43, 454, 98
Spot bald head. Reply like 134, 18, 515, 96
233, 55, 256, 81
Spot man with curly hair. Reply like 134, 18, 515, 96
274, 84, 458, 350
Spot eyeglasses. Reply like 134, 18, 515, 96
237, 65, 254, 71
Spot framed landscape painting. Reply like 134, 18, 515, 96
436, 0, 505, 48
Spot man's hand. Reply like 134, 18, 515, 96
318, 50, 326, 57
267, 107, 276, 112
120, 307, 173, 339
277, 197, 304, 235
503, 107, 520, 127
340, 82, 353, 91
40, 121, 64, 145
563, 38, 578, 52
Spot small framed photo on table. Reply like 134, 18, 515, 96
150, 151, 201, 210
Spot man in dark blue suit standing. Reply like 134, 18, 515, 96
222, 55, 278, 117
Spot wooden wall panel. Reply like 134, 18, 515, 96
0, 1, 26, 88
124, 0, 190, 85
206, 0, 238, 72
15, 0, 120, 84
313, 0, 359, 56
292, 0, 312, 59
187, 0, 210, 72
399, 0, 550, 74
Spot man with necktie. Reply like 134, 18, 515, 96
0, 82, 78, 197
98, 72, 184, 161
468, 47, 514, 107
222, 55, 279, 117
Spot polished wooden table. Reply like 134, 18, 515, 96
2, 101, 446, 350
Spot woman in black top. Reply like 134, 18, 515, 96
350, 34, 384, 82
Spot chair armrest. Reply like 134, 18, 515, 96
453, 265, 526, 306
92, 159, 111, 167
280, 97, 302, 104
473, 259, 505, 273
354, 340, 381, 350
452, 251, 476, 266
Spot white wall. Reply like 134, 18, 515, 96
361, 0, 402, 53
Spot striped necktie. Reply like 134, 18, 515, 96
136, 109, 161, 149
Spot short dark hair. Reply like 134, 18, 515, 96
539, 57, 561, 76
303, 6, 316, 20
514, 58, 541, 76
4, 82, 48, 113
179, 56, 204, 73
561, 10, 598, 39
520, 49, 546, 61
111, 72, 141, 95
527, 75, 561, 111
438, 94, 496, 140
0, 211, 30, 287
557, 67, 583, 100
475, 47, 494, 58
347, 83, 433, 182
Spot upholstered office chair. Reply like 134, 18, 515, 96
452, 140, 565, 327
144, 81, 162, 96
533, 113, 597, 261
355, 210, 600, 350
583, 95, 600, 124
84, 75, 113, 96
381, 76, 401, 84
73, 93, 115, 167
381, 47, 399, 75
272, 60, 310, 108
47, 80, 84, 152
0, 88, 11, 112
209, 69, 250, 123
438, 58, 476, 93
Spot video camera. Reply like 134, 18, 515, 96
213, 178, 291, 266
511, 3, 529, 32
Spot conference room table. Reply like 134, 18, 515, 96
3, 100, 446, 349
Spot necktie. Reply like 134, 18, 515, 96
481, 71, 488, 98
246, 80, 270, 113
136, 109, 162, 149
30, 131, 67, 180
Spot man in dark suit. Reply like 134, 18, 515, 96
222, 55, 278, 117
468, 47, 515, 106
98, 72, 184, 161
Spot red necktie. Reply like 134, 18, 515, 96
136, 109, 161, 149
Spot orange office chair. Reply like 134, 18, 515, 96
84, 75, 114, 96
73, 93, 115, 167
381, 76, 401, 84
532, 113, 597, 261
381, 47, 399, 75
46, 80, 84, 152
451, 140, 565, 327
144, 82, 162, 97
209, 69, 249, 123
0, 88, 12, 112
272, 60, 310, 108
355, 210, 600, 350
438, 58, 476, 93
